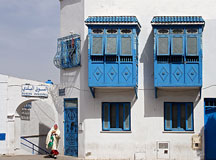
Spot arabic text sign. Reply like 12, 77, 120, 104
21, 85, 48, 98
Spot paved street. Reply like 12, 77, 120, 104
0, 155, 82, 160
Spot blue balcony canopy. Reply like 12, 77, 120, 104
151, 16, 205, 26
85, 16, 141, 27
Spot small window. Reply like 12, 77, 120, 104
107, 29, 118, 34
158, 29, 169, 34
158, 37, 169, 55
92, 29, 104, 34
121, 37, 132, 55
121, 29, 132, 34
102, 102, 131, 131
65, 98, 78, 108
106, 37, 117, 54
187, 29, 198, 34
172, 37, 183, 55
164, 102, 193, 131
92, 37, 103, 55
172, 29, 184, 34
187, 37, 197, 55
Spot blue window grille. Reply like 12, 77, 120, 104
164, 102, 194, 131
102, 102, 131, 131
204, 98, 216, 112
53, 34, 81, 69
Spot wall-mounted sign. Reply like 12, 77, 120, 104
21, 84, 48, 98
59, 88, 65, 96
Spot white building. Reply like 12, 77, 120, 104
0, 74, 58, 155
53, 0, 216, 160
1, 0, 216, 160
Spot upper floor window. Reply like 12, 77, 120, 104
164, 102, 194, 131
157, 28, 199, 57
102, 102, 131, 131
90, 28, 133, 56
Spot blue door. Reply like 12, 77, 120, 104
204, 98, 216, 160
64, 99, 78, 157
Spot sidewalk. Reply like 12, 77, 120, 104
0, 155, 82, 160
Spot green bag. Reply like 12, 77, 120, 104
48, 135, 54, 148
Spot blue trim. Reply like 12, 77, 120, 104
102, 102, 131, 131
164, 102, 194, 131
0, 133, 6, 141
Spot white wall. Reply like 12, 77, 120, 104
0, 74, 58, 155
57, 0, 216, 159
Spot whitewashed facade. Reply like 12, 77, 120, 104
55, 0, 216, 160
0, 74, 58, 155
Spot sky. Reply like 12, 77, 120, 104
0, 0, 60, 83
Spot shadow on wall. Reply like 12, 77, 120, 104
140, 30, 159, 117
38, 123, 51, 154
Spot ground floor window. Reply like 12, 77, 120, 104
164, 102, 193, 131
102, 102, 131, 131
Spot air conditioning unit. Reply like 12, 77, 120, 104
156, 141, 170, 159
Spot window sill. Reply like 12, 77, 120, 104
100, 131, 132, 133
163, 131, 195, 134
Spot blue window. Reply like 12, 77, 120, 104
54, 34, 81, 69
164, 102, 193, 131
102, 102, 131, 131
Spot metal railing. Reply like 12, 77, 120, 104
20, 136, 49, 155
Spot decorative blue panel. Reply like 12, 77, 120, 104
185, 64, 199, 84
156, 64, 170, 86
105, 64, 118, 84
64, 99, 78, 157
171, 64, 184, 85
89, 64, 104, 85
119, 64, 133, 84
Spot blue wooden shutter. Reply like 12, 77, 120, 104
91, 35, 104, 55
186, 103, 193, 131
186, 35, 198, 56
123, 103, 131, 131
171, 35, 184, 55
105, 35, 118, 55
120, 35, 133, 56
102, 103, 110, 131
157, 35, 170, 55
164, 103, 172, 131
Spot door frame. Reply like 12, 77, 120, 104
64, 98, 78, 157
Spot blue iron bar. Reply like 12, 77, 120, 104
21, 137, 49, 154
134, 87, 138, 99
89, 87, 95, 98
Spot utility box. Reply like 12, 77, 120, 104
192, 135, 202, 150
157, 141, 170, 159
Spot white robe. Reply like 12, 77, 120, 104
46, 126, 60, 150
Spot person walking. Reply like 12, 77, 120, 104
46, 124, 60, 159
